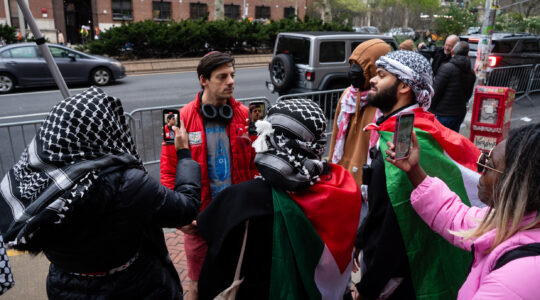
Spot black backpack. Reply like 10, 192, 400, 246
492, 243, 540, 271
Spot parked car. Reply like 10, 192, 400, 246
460, 32, 540, 68
353, 26, 380, 34
386, 27, 415, 39
266, 32, 398, 95
460, 32, 540, 91
0, 43, 126, 93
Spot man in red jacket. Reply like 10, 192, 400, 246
160, 51, 257, 300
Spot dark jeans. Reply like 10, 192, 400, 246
436, 114, 465, 133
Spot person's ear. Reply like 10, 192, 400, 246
400, 81, 411, 94
200, 75, 208, 88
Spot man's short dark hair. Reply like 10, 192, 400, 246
167, 114, 174, 121
453, 41, 469, 56
197, 51, 235, 80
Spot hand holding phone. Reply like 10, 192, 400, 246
392, 112, 415, 160
174, 120, 189, 150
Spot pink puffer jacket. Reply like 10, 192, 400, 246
411, 176, 540, 300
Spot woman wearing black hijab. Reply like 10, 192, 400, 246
0, 87, 201, 299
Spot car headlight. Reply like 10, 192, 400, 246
110, 61, 123, 67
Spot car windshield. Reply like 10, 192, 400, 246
276, 36, 310, 64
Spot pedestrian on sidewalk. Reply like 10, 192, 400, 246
430, 41, 476, 133
385, 122, 540, 299
0, 86, 201, 299
159, 51, 258, 300
196, 99, 362, 299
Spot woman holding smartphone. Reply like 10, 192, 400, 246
385, 123, 540, 299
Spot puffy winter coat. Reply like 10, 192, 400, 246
44, 150, 201, 300
160, 93, 257, 211
430, 55, 476, 116
411, 176, 540, 300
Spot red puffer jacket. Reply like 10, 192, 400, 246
160, 93, 258, 211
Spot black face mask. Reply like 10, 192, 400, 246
348, 64, 365, 89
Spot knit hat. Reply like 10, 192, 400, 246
376, 50, 434, 110
252, 99, 327, 191
399, 39, 415, 51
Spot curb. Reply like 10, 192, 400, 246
122, 54, 272, 75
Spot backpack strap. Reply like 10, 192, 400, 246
493, 243, 540, 271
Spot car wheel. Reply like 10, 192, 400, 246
270, 54, 295, 93
91, 67, 112, 86
0, 73, 15, 93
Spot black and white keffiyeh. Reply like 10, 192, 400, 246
376, 50, 434, 110
252, 99, 327, 191
0, 86, 143, 249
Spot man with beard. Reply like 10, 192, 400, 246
160, 51, 258, 300
354, 50, 479, 300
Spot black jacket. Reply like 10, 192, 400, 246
43, 149, 201, 300
355, 147, 416, 300
419, 46, 450, 76
198, 179, 274, 300
430, 55, 476, 116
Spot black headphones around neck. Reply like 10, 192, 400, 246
199, 91, 233, 123
202, 103, 233, 122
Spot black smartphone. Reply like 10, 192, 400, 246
248, 101, 267, 135
163, 109, 180, 144
393, 112, 415, 160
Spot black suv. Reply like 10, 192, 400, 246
266, 32, 398, 95
460, 32, 540, 68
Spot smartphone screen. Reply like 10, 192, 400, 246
248, 101, 267, 135
393, 113, 415, 160
163, 109, 180, 144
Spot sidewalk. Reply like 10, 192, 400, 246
122, 54, 272, 74
165, 230, 192, 295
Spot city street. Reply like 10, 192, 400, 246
0, 66, 278, 121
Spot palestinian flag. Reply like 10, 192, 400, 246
270, 164, 362, 300
377, 108, 482, 299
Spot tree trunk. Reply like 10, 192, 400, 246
403, 6, 409, 28
321, 0, 332, 23
214, 0, 224, 20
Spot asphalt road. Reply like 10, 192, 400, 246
0, 66, 278, 121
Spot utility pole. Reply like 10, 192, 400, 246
475, 0, 499, 85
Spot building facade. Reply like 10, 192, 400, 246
0, 0, 306, 44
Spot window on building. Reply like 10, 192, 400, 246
112, 0, 133, 20
224, 4, 240, 20
319, 41, 345, 63
283, 6, 295, 18
153, 1, 172, 21
190, 2, 208, 19
255, 6, 270, 19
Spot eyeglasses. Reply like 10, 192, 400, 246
477, 148, 503, 174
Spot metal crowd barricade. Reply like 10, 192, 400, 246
124, 96, 272, 167
0, 119, 44, 176
277, 89, 346, 136
518, 64, 540, 105
486, 64, 534, 103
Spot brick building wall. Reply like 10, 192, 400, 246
1, 0, 307, 44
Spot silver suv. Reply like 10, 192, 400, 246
266, 32, 398, 95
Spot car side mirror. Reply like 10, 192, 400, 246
248, 101, 267, 135
68, 53, 76, 61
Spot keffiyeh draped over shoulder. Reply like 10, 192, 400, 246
0, 86, 143, 249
